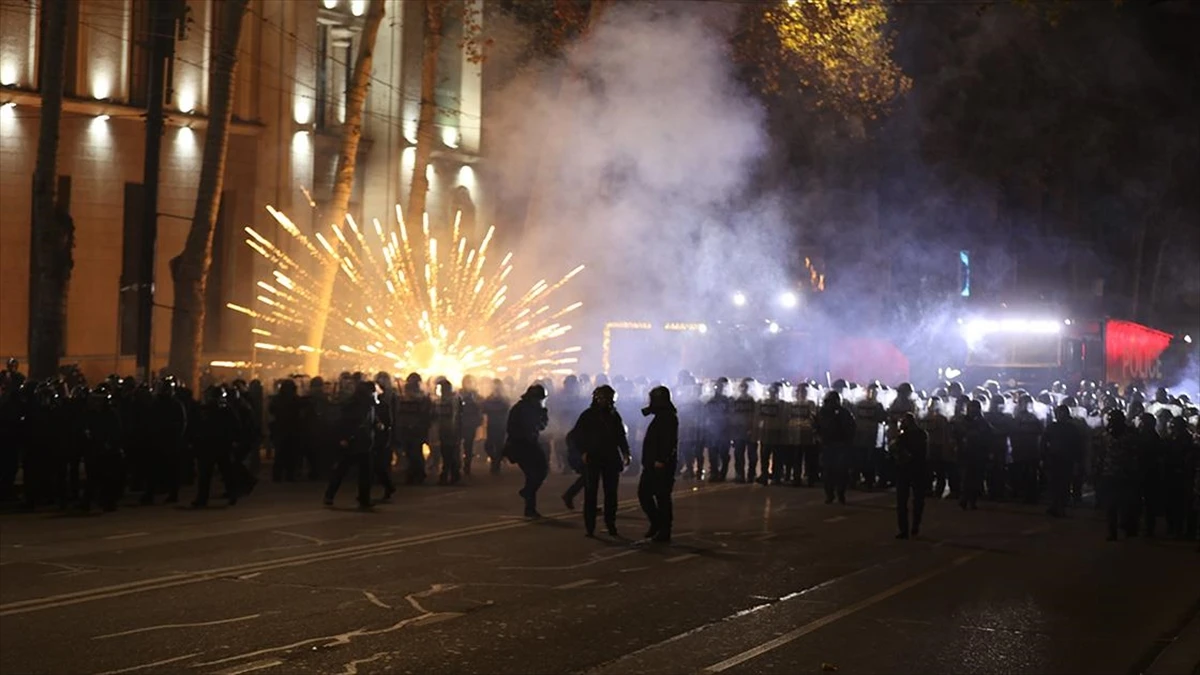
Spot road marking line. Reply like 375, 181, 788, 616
93, 614, 262, 640
501, 548, 640, 571
271, 530, 326, 546
236, 572, 262, 580
823, 515, 848, 523
212, 659, 284, 675
104, 532, 149, 541
1, 483, 741, 616
93, 652, 201, 675
752, 533, 777, 542
555, 579, 597, 590
700, 551, 985, 673
665, 554, 699, 564
363, 591, 391, 609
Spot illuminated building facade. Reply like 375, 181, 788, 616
0, 0, 485, 380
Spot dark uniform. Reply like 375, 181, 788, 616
1096, 411, 1139, 540
921, 402, 953, 498
788, 391, 819, 486
1009, 404, 1044, 504
705, 380, 733, 482
324, 383, 378, 509
853, 395, 885, 489
756, 386, 788, 485
955, 401, 992, 511
433, 380, 464, 484
270, 380, 304, 482
1134, 413, 1164, 537
459, 378, 484, 476
481, 381, 511, 474
983, 397, 1010, 501
816, 392, 855, 505
730, 383, 758, 483
146, 382, 188, 504
891, 414, 928, 539
1042, 406, 1084, 517
570, 385, 630, 536
638, 387, 678, 542
677, 385, 706, 479
191, 387, 241, 509
395, 374, 434, 484
507, 385, 549, 517
1163, 418, 1195, 537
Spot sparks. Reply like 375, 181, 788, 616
239, 205, 584, 383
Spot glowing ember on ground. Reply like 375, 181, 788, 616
230, 205, 583, 382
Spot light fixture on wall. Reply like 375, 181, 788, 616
178, 88, 196, 114
92, 74, 112, 100
0, 61, 16, 86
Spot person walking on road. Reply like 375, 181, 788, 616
639, 386, 678, 543
506, 384, 550, 518
570, 385, 631, 538
891, 412, 928, 539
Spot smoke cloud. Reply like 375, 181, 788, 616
484, 3, 794, 377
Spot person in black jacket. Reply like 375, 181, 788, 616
1042, 404, 1084, 517
955, 399, 993, 511
891, 413, 928, 539
191, 386, 241, 509
639, 386, 678, 543
815, 391, 855, 505
570, 385, 631, 537
507, 384, 550, 517
323, 381, 379, 510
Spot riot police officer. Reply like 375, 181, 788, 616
507, 384, 550, 517
192, 386, 241, 509
756, 382, 788, 485
395, 373, 433, 484
891, 413, 928, 539
324, 381, 379, 510
730, 379, 758, 483
816, 390, 855, 505
571, 385, 631, 537
481, 379, 510, 474
433, 378, 464, 485
460, 375, 484, 476
705, 378, 733, 482
1010, 394, 1045, 504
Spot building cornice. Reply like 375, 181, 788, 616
1, 88, 265, 136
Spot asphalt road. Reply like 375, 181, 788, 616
1, 469, 1198, 675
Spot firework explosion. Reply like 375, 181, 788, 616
225, 205, 584, 383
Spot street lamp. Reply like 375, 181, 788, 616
732, 291, 747, 307
779, 291, 798, 308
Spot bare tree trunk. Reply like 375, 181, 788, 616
303, 0, 386, 376
167, 0, 249, 392
519, 0, 609, 236
405, 0, 445, 227
27, 0, 71, 381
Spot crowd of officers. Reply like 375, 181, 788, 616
2, 355, 1198, 548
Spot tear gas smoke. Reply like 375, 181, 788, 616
486, 3, 791, 376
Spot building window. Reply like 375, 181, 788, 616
316, 24, 354, 130
119, 183, 145, 357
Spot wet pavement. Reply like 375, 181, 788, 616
1, 470, 1197, 675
